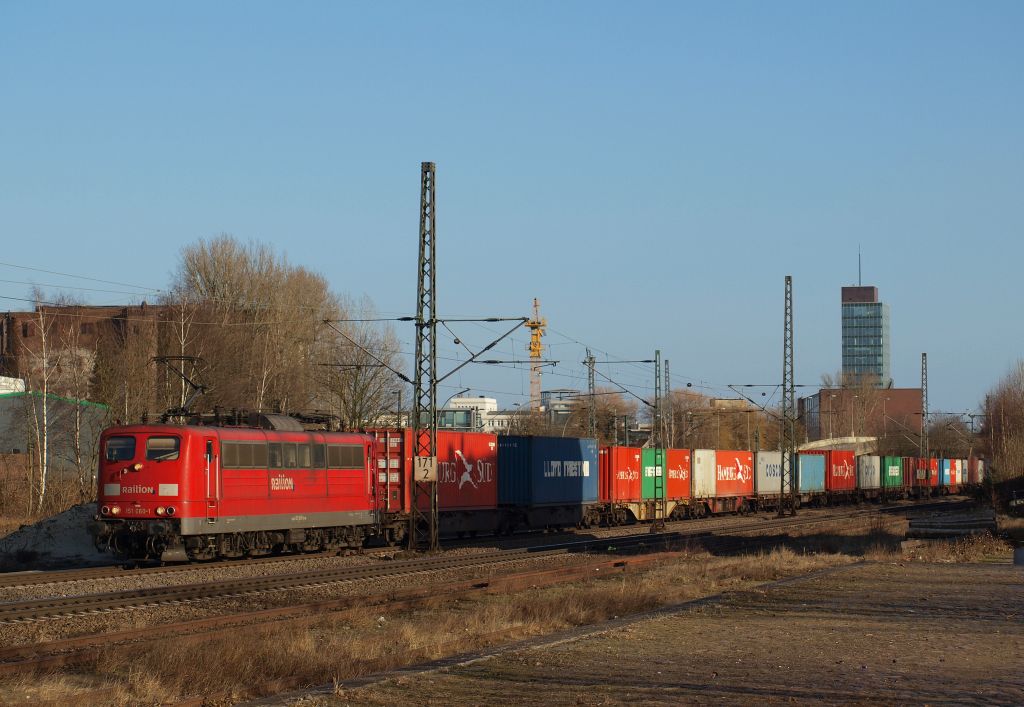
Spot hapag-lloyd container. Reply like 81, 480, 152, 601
664, 448, 691, 499
917, 457, 938, 488
599, 446, 642, 503
755, 451, 782, 496
827, 450, 857, 492
366, 428, 498, 512
497, 435, 598, 507
798, 452, 826, 493
857, 455, 881, 490
692, 449, 716, 498
641, 448, 665, 499
714, 450, 754, 497
882, 455, 903, 488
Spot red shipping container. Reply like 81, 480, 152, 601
599, 446, 642, 503
826, 450, 857, 492
968, 456, 980, 484
665, 448, 692, 500
366, 429, 498, 512
901, 456, 916, 488
714, 450, 754, 497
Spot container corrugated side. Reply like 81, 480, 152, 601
857, 455, 881, 490
826, 450, 857, 492
692, 449, 716, 498
798, 452, 826, 493
665, 449, 691, 499
882, 456, 903, 488
497, 435, 598, 507
714, 450, 754, 497
641, 448, 665, 500
940, 459, 951, 486
599, 446, 642, 503
755, 451, 782, 496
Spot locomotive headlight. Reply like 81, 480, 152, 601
166, 506, 175, 516
155, 506, 166, 516
110, 506, 121, 515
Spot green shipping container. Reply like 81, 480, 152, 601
641, 448, 666, 499
882, 455, 903, 488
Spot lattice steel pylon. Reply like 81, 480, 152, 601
586, 349, 596, 439
652, 350, 666, 526
410, 162, 439, 551
920, 352, 929, 482
779, 275, 797, 517
664, 359, 672, 446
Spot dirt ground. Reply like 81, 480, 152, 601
336, 561, 1024, 706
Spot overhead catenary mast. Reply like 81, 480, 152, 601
526, 298, 546, 411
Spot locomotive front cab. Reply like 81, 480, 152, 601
93, 427, 195, 560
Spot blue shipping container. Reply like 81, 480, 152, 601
497, 435, 599, 507
940, 459, 951, 486
798, 453, 826, 493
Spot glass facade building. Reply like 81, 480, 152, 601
841, 287, 891, 386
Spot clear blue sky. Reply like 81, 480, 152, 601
2, 2, 1021, 415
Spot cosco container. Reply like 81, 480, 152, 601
692, 449, 716, 498
857, 455, 881, 490
664, 448, 691, 499
826, 450, 857, 492
714, 450, 754, 497
498, 435, 598, 507
755, 451, 783, 496
599, 446, 642, 503
641, 448, 665, 499
882, 456, 903, 488
798, 452, 826, 493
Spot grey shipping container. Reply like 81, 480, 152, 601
755, 451, 782, 496
692, 449, 716, 498
497, 435, 598, 507
857, 455, 881, 490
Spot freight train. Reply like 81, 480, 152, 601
90, 416, 986, 562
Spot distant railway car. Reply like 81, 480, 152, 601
882, 456, 904, 497
92, 418, 401, 562
497, 435, 599, 530
826, 450, 857, 499
692, 449, 753, 514
598, 446, 642, 525
798, 451, 826, 497
663, 448, 692, 517
857, 455, 882, 499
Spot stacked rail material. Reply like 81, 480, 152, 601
906, 509, 997, 539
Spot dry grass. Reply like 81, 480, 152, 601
0, 519, 1014, 706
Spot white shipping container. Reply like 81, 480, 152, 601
693, 449, 716, 498
755, 451, 782, 496
857, 455, 881, 490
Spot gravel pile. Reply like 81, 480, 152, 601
0, 503, 108, 570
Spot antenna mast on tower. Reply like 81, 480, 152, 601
526, 298, 546, 411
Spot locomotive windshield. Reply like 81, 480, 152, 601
146, 436, 181, 461
105, 436, 136, 462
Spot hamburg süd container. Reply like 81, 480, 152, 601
857, 455, 881, 490
497, 435, 599, 507
798, 451, 826, 493
826, 450, 857, 492
714, 450, 754, 497
599, 446, 642, 503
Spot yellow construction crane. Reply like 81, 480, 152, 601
526, 298, 546, 411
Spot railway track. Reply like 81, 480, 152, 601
0, 500, 962, 624
0, 499, 973, 681
0, 497, 966, 592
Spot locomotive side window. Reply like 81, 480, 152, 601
146, 437, 180, 461
268, 443, 283, 469
283, 443, 298, 468
105, 436, 136, 462
312, 444, 326, 469
238, 443, 255, 467
253, 443, 268, 468
327, 444, 365, 469
222, 442, 239, 467
297, 444, 312, 469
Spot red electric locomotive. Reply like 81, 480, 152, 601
91, 415, 408, 562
